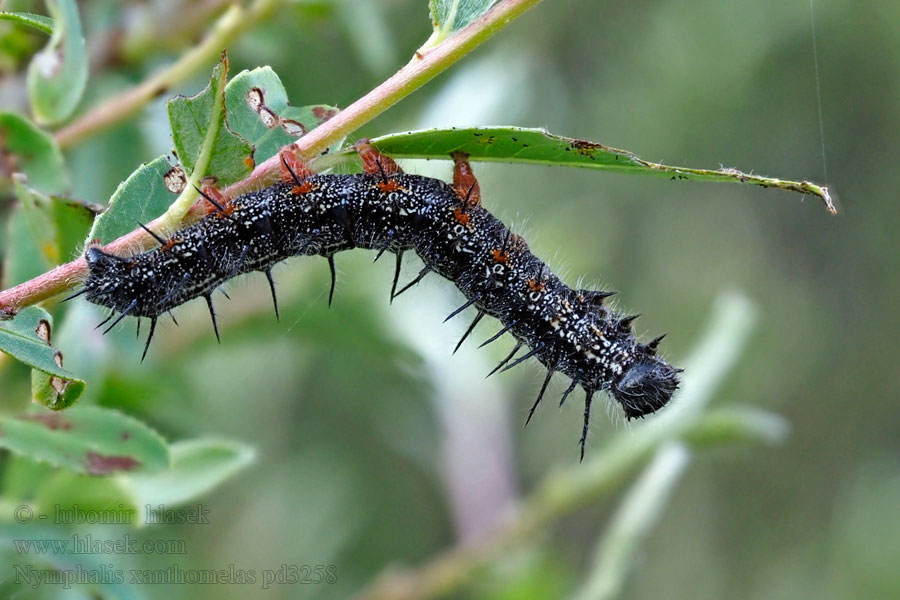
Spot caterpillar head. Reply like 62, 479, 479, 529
611, 355, 680, 418
83, 247, 140, 313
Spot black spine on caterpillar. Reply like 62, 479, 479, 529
79, 141, 680, 458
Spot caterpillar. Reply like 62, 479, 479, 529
71, 140, 680, 458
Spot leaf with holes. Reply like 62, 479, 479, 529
0, 406, 169, 475
224, 66, 341, 163
0, 307, 85, 408
167, 55, 253, 187
26, 0, 87, 124
87, 155, 182, 244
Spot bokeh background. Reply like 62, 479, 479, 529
1, 0, 898, 598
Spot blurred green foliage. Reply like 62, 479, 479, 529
0, 1, 897, 599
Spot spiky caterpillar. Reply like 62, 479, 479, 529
76, 141, 680, 457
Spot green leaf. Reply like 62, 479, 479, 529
3, 176, 98, 290
0, 11, 54, 35
51, 195, 101, 260
3, 185, 53, 287
13, 177, 60, 269
87, 155, 181, 244
422, 0, 499, 48
0, 454, 56, 501
341, 127, 834, 213
167, 55, 253, 187
123, 438, 255, 507
0, 111, 67, 193
2, 174, 96, 294
0, 406, 169, 475
26, 0, 87, 125
224, 66, 341, 164
0, 306, 85, 408
34, 470, 138, 517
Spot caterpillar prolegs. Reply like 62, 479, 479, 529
75, 141, 680, 458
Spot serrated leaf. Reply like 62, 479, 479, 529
167, 55, 253, 187
123, 438, 255, 507
26, 0, 87, 125
0, 11, 54, 35
0, 406, 169, 475
0, 111, 67, 193
224, 66, 341, 163
87, 155, 181, 244
0, 306, 85, 408
341, 127, 833, 212
422, 0, 499, 48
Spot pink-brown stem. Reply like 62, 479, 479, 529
0, 0, 543, 314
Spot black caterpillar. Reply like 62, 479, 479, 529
72, 141, 680, 458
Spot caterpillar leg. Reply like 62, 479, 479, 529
354, 139, 403, 179
451, 151, 481, 208
278, 148, 315, 184
197, 185, 233, 219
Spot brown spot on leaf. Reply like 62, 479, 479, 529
86, 451, 139, 475
258, 106, 279, 129
53, 350, 63, 368
243, 156, 255, 169
570, 139, 611, 157
50, 376, 67, 395
312, 106, 337, 122
246, 87, 265, 112
281, 119, 306, 137
163, 166, 187, 194
35, 320, 51, 344
21, 413, 72, 430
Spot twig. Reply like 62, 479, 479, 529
569, 444, 691, 600
223, 0, 545, 197
354, 295, 783, 600
356, 408, 781, 600
0, 0, 543, 313
53, 0, 281, 149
